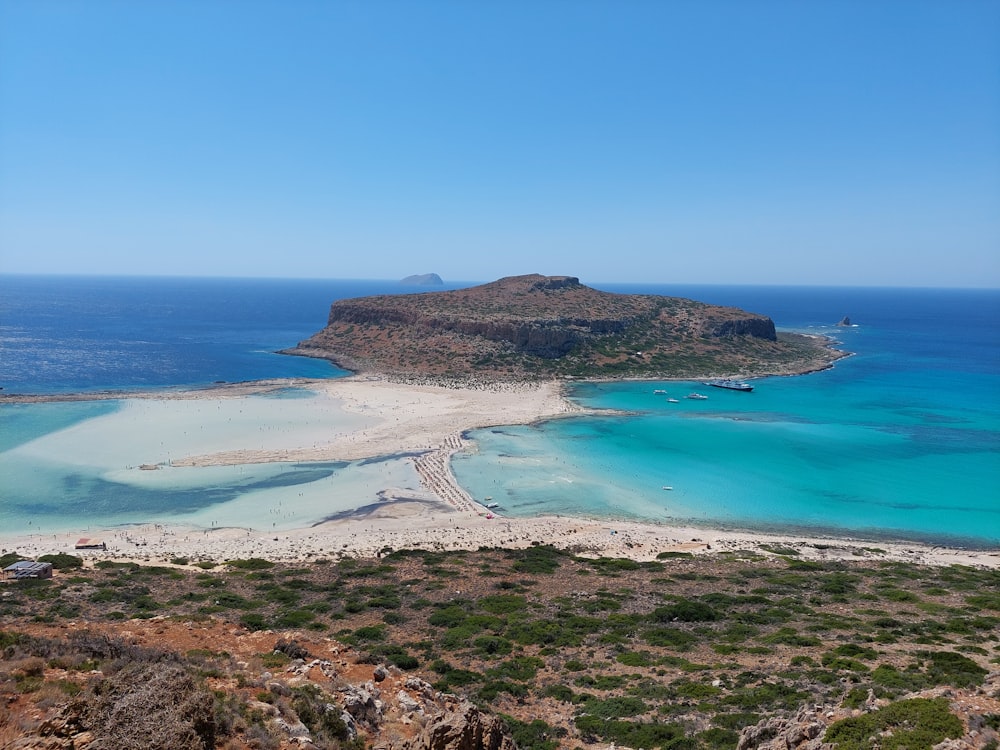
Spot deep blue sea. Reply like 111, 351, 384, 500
2, 275, 998, 547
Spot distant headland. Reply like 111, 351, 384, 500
285, 274, 845, 380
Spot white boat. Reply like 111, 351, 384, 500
485, 502, 500, 509
653, 389, 667, 395
667, 398, 679, 403
686, 393, 708, 400
705, 379, 753, 392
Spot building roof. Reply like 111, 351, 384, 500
3, 560, 52, 574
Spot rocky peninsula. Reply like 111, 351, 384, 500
284, 274, 844, 381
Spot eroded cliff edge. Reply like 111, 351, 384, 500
286, 274, 843, 380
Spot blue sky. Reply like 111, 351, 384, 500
1, 1, 998, 286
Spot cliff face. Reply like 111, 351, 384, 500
289, 274, 835, 380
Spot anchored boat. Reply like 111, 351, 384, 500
705, 379, 753, 392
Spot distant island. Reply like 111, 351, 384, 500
399, 273, 444, 286
286, 274, 843, 380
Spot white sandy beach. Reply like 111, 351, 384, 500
2, 376, 997, 570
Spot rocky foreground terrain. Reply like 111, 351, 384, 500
2, 546, 998, 749
287, 275, 842, 380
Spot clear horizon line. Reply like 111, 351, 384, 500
0, 271, 998, 292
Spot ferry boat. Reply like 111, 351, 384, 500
705, 379, 753, 392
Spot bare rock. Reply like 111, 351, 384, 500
401, 699, 516, 750
397, 689, 422, 714
341, 683, 384, 728
737, 706, 828, 750
274, 716, 311, 738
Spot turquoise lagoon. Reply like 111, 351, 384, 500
2, 278, 998, 547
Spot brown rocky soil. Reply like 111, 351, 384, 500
2, 548, 998, 749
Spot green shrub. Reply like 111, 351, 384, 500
764, 627, 822, 647
478, 680, 528, 701
575, 715, 691, 750
880, 588, 919, 603
511, 545, 563, 574
588, 557, 643, 573
37, 553, 83, 570
650, 599, 719, 623
227, 558, 275, 570
352, 625, 386, 642
575, 674, 627, 691
473, 635, 513, 657
671, 679, 721, 700
502, 716, 563, 750
239, 613, 268, 631
829, 643, 878, 660
824, 697, 962, 750
617, 651, 653, 667
509, 618, 586, 647
478, 594, 528, 614
541, 684, 575, 702
434, 667, 482, 689
579, 695, 648, 719
920, 650, 988, 688
965, 592, 1000, 611
428, 605, 468, 628
712, 713, 762, 731
261, 587, 300, 605
722, 682, 807, 711
643, 626, 697, 651
212, 592, 256, 609
871, 664, 923, 692
274, 610, 314, 628
375, 645, 419, 670
0, 553, 26, 568
486, 656, 544, 682
842, 687, 871, 710
697, 727, 739, 750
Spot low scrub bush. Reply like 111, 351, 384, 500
824, 697, 962, 750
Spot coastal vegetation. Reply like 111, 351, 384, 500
1, 547, 998, 749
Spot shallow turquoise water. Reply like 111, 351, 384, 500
3, 281, 998, 546
453, 323, 1000, 547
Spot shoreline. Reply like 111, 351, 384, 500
3, 509, 998, 570
4, 367, 996, 569
0, 325, 850, 405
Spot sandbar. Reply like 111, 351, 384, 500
1, 376, 997, 570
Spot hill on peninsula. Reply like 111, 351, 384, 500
288, 274, 840, 380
